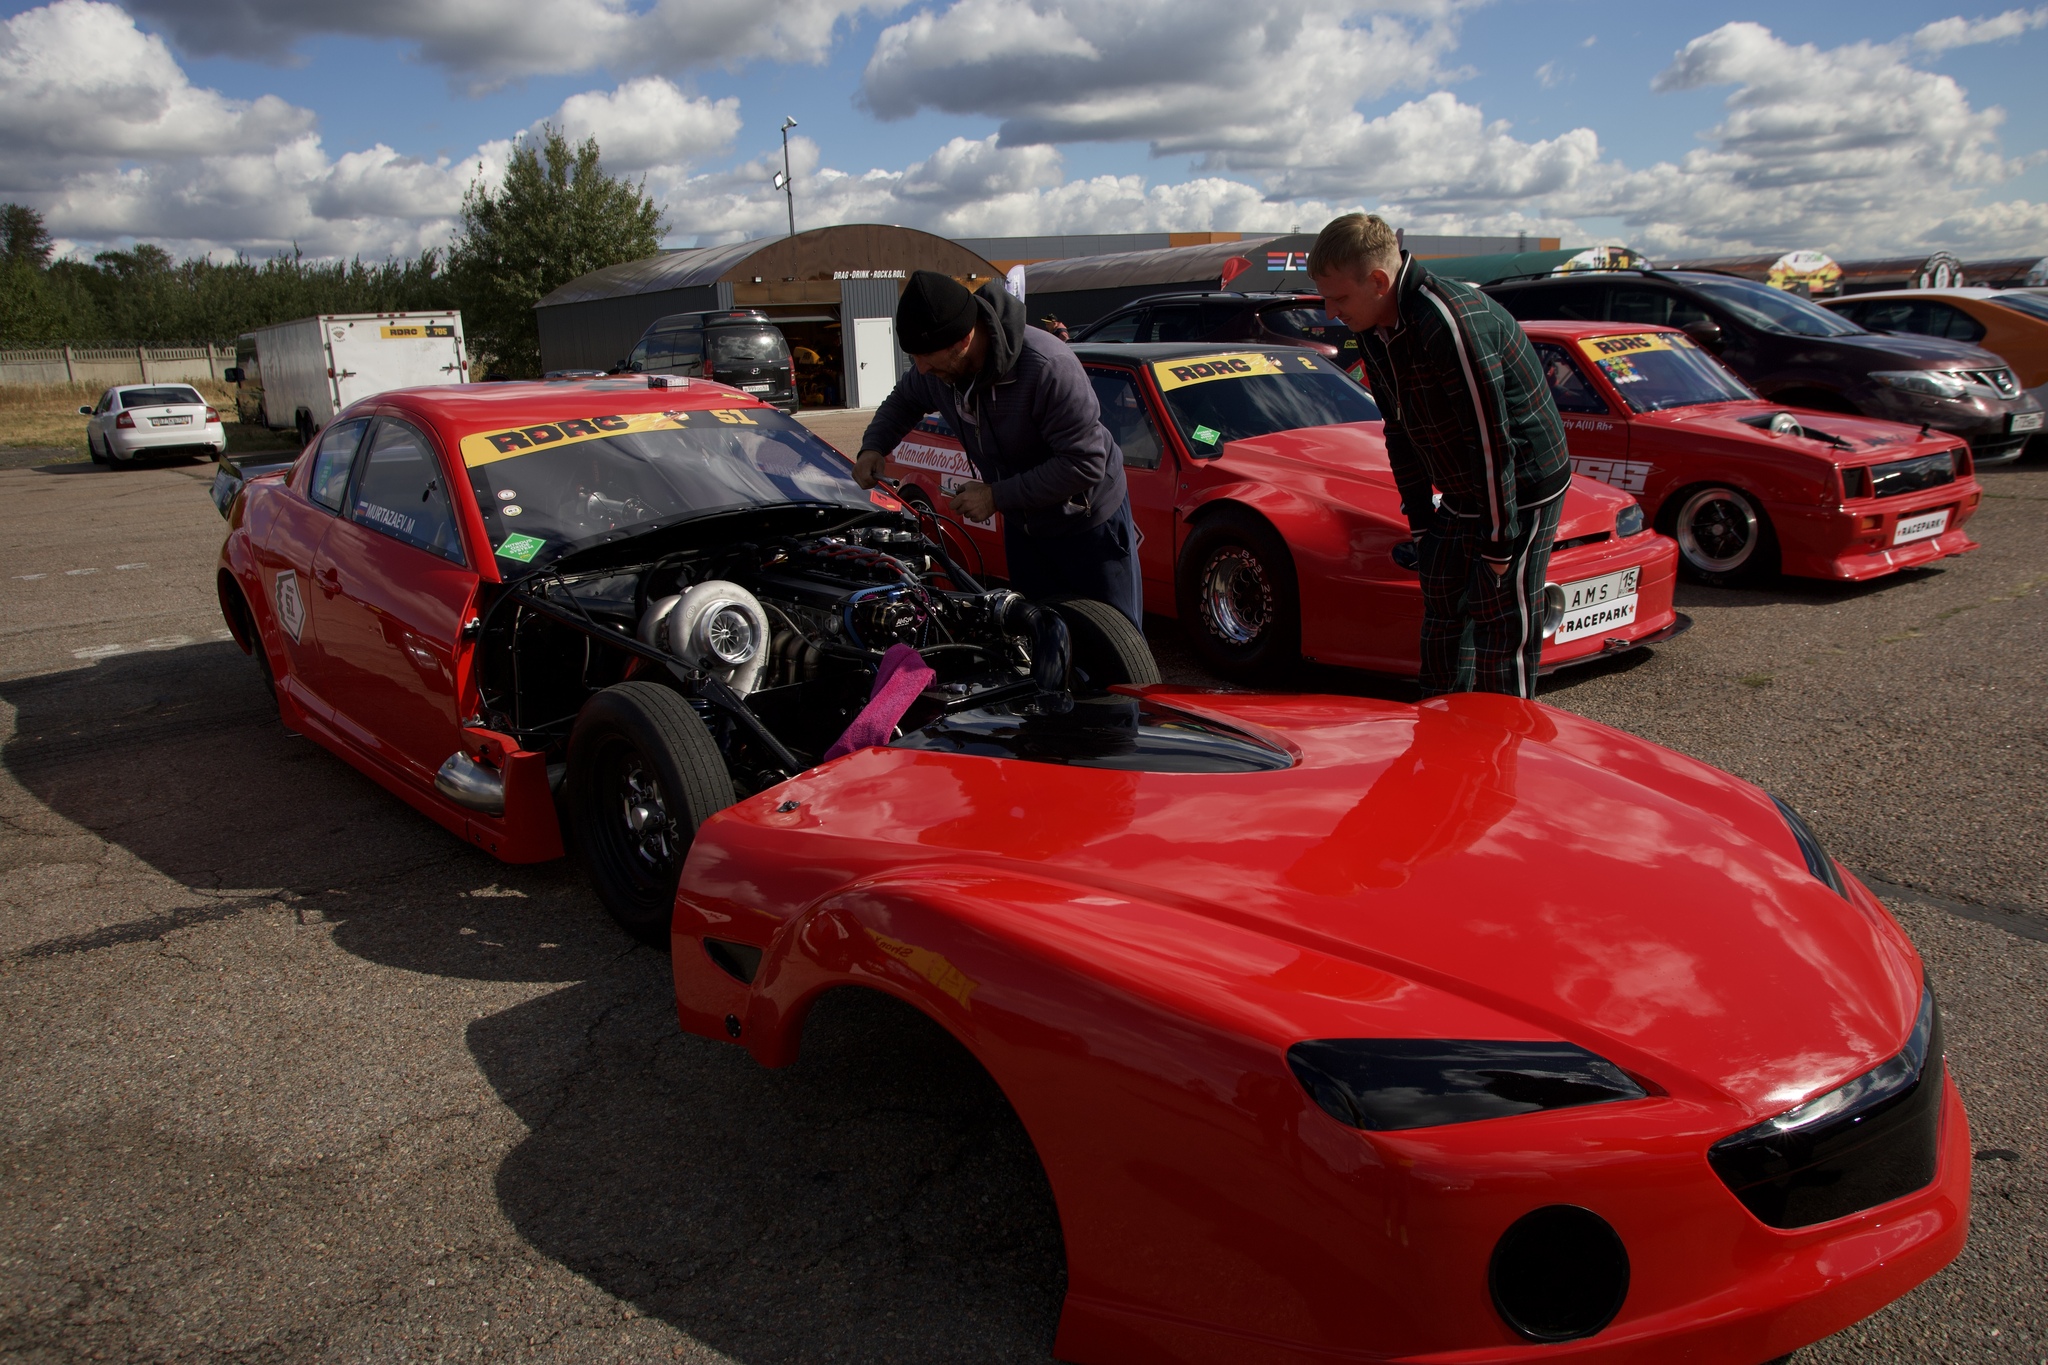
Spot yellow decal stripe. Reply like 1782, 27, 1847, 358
1150, 352, 1288, 391
1576, 332, 1694, 360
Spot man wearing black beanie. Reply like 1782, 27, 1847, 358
852, 270, 1140, 627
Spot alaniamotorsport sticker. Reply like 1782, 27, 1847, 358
458, 408, 765, 469
1150, 353, 1288, 392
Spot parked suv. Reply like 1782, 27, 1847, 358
621, 309, 798, 412
1072, 293, 1347, 359
1487, 270, 2043, 464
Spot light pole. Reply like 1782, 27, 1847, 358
773, 116, 798, 238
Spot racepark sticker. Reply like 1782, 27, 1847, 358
273, 569, 305, 643
497, 533, 546, 562
1151, 352, 1287, 391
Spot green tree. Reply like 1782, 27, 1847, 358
448, 125, 665, 377
1, 204, 54, 269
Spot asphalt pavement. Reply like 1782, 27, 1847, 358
0, 448, 2041, 1363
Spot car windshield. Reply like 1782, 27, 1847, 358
459, 405, 870, 572
1151, 351, 1380, 451
1577, 332, 1756, 412
1990, 292, 2048, 323
1682, 275, 1863, 337
708, 329, 789, 365
121, 386, 204, 408
1261, 306, 1346, 344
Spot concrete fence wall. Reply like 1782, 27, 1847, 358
0, 345, 236, 388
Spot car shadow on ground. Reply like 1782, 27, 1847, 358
0, 641, 1067, 1362
1672, 565, 1950, 614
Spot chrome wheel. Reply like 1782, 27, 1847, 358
1200, 546, 1273, 645
616, 755, 677, 873
1675, 486, 1760, 575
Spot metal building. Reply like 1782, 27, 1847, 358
534, 225, 999, 408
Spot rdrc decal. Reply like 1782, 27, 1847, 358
461, 411, 674, 467
1151, 353, 1287, 392
1578, 332, 1693, 359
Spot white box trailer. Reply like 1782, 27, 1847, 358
227, 312, 468, 442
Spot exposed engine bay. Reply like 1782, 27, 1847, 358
471, 508, 1082, 795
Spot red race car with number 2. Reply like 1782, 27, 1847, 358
882, 343, 1688, 682
1524, 323, 1983, 584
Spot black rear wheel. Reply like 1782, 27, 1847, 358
1176, 509, 1301, 682
1048, 597, 1160, 693
567, 682, 735, 945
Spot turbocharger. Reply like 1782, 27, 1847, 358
638, 580, 770, 695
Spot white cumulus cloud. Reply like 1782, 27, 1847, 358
1912, 6, 2048, 53
544, 78, 742, 175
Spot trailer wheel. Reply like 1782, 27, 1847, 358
295, 410, 316, 448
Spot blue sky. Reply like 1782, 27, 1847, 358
4, 0, 2045, 261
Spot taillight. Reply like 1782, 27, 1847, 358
204, 406, 220, 424
789, 357, 797, 390
115, 411, 135, 428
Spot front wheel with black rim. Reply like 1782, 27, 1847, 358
567, 682, 735, 946
1176, 510, 1301, 682
1666, 485, 1776, 585
1048, 596, 1160, 693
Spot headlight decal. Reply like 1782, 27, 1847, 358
1286, 1039, 1647, 1132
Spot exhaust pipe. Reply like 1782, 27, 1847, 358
435, 751, 505, 815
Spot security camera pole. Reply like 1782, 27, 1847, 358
773, 116, 798, 238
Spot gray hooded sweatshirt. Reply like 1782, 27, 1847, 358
861, 282, 1126, 537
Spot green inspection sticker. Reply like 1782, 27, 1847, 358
496, 532, 546, 562
1191, 424, 1222, 446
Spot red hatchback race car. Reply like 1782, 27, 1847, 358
674, 687, 1968, 1364
1524, 323, 1984, 584
216, 376, 1161, 939
882, 343, 1687, 682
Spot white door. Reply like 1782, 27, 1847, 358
853, 316, 898, 409
332, 318, 466, 407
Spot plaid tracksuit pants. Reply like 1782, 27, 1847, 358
1416, 493, 1563, 698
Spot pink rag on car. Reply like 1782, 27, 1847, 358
821, 644, 936, 762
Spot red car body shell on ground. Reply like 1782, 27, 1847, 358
1523, 323, 1983, 582
881, 343, 1683, 678
671, 687, 1967, 1364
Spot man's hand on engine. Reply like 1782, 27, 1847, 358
851, 449, 887, 489
947, 480, 996, 522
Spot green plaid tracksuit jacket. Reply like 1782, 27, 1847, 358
1352, 255, 1574, 697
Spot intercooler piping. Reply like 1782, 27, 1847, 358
997, 594, 1071, 696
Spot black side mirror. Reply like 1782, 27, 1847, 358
1681, 320, 1724, 350
223, 367, 243, 383
78, 405, 93, 416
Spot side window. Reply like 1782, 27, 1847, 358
1147, 305, 1204, 342
1609, 285, 1706, 328
1089, 369, 1164, 470
1534, 343, 1611, 414
1826, 301, 1866, 328
351, 418, 466, 565
671, 330, 705, 374
1196, 302, 1244, 335
1085, 310, 1143, 343
641, 332, 676, 373
308, 418, 369, 512
1496, 283, 1605, 322
94, 390, 113, 415
626, 339, 650, 371
1923, 303, 1986, 343
1858, 300, 1918, 334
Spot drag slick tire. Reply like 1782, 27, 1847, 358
1665, 484, 1777, 585
1176, 508, 1300, 682
1048, 596, 1160, 693
567, 682, 735, 946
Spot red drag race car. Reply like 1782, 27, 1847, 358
216, 376, 1160, 938
1524, 323, 1983, 583
881, 343, 1688, 681
673, 687, 1967, 1363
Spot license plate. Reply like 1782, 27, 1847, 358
1894, 509, 1949, 544
149, 415, 191, 426
1552, 566, 1642, 644
743, 383, 773, 393
2011, 411, 2044, 433
1558, 566, 1640, 611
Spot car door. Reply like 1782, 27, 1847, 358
1534, 342, 1641, 493
252, 416, 370, 722
306, 414, 478, 786
1086, 365, 1175, 601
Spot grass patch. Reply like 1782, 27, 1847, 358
0, 380, 294, 456
1739, 672, 1774, 688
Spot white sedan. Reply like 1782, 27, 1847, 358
80, 384, 226, 465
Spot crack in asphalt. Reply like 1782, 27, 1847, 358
1864, 875, 2048, 946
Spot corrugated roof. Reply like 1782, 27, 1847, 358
536, 241, 770, 307
1024, 237, 1284, 293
